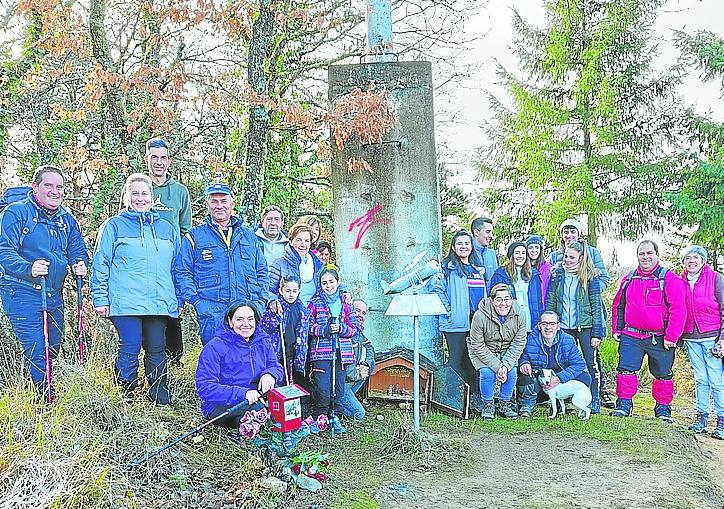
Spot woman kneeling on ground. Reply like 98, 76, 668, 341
468, 283, 527, 419
196, 300, 284, 428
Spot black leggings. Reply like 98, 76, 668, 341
444, 331, 478, 393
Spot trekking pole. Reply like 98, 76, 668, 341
128, 398, 263, 468
39, 276, 53, 404
277, 321, 291, 385
329, 317, 338, 423
76, 275, 88, 364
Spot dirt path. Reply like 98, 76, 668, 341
374, 431, 723, 509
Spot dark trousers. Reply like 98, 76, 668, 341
563, 328, 601, 402
165, 317, 183, 363
312, 358, 345, 417
110, 316, 167, 386
444, 331, 478, 394
207, 401, 266, 428
617, 333, 675, 379
0, 286, 64, 393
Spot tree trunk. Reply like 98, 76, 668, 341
239, 0, 275, 225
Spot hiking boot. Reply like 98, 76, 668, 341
688, 412, 709, 433
497, 400, 518, 419
481, 400, 495, 420
148, 378, 172, 406
712, 416, 724, 440
118, 379, 138, 402
654, 403, 674, 424
611, 398, 633, 417
518, 408, 532, 418
330, 415, 346, 435
601, 392, 616, 409
590, 397, 601, 415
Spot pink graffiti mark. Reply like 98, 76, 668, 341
348, 203, 391, 249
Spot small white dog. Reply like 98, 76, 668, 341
536, 368, 592, 420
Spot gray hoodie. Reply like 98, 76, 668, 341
255, 227, 289, 266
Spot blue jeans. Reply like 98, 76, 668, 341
0, 286, 64, 392
479, 366, 517, 401
518, 378, 543, 413
685, 339, 724, 417
110, 316, 167, 386
339, 383, 366, 420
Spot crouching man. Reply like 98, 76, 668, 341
517, 311, 591, 417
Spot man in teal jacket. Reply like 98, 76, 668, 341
146, 138, 192, 364
176, 184, 277, 345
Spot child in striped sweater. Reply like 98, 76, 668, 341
308, 268, 360, 434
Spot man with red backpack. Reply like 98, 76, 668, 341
0, 166, 88, 399
610, 240, 687, 423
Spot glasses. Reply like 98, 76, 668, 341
540, 321, 559, 327
493, 297, 513, 304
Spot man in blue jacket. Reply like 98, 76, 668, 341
471, 217, 499, 290
516, 311, 591, 417
176, 183, 277, 344
0, 165, 89, 397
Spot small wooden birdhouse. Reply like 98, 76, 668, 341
268, 384, 309, 432
367, 347, 436, 408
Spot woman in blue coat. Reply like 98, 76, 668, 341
196, 300, 284, 428
489, 241, 544, 333
269, 223, 324, 307
91, 173, 180, 405
434, 230, 487, 400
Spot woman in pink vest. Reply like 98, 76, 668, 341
680, 245, 724, 439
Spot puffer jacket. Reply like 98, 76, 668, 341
611, 263, 687, 343
519, 329, 590, 385
433, 259, 487, 333
308, 291, 359, 365
0, 193, 88, 293
545, 265, 605, 338
681, 264, 724, 340
268, 243, 324, 298
90, 208, 180, 317
177, 214, 274, 309
467, 298, 527, 372
195, 325, 284, 417
259, 299, 312, 374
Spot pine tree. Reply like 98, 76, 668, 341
479, 0, 684, 246
671, 30, 724, 265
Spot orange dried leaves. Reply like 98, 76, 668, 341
330, 85, 396, 151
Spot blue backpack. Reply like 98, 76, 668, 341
0, 186, 35, 246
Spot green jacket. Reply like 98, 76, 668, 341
152, 177, 192, 236
545, 266, 604, 338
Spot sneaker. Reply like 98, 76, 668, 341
518, 409, 532, 418
712, 416, 724, 440
688, 412, 709, 433
611, 398, 633, 417
654, 403, 674, 424
497, 400, 518, 419
481, 400, 495, 420
330, 415, 346, 435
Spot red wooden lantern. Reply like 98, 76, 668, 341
268, 384, 309, 432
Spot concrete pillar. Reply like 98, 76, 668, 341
329, 61, 442, 363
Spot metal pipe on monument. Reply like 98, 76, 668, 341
329, 1, 443, 365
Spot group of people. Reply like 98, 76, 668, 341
0, 138, 374, 436
434, 216, 724, 438
1, 142, 722, 439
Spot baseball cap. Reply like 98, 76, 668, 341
206, 183, 233, 196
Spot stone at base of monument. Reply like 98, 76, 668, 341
367, 347, 435, 409
430, 366, 470, 420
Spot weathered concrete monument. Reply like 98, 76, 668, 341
329, 0, 443, 363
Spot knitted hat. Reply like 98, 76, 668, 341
681, 245, 708, 264
526, 234, 545, 247
507, 241, 527, 259
559, 218, 583, 234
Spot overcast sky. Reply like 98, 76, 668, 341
436, 0, 724, 184
433, 0, 724, 265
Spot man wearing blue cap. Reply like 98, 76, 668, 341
176, 183, 277, 344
